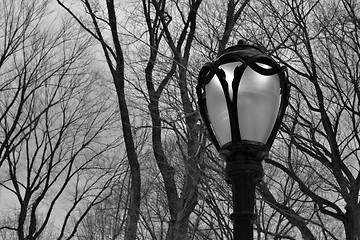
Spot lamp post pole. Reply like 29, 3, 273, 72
196, 41, 290, 240
223, 144, 267, 240
232, 172, 257, 239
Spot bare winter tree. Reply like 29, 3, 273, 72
57, 1, 142, 240
57, 0, 205, 239
0, 1, 122, 239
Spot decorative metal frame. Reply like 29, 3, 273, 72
196, 42, 290, 156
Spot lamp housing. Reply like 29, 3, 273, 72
197, 42, 290, 157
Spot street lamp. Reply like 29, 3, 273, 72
196, 41, 290, 239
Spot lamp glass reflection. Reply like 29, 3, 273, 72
237, 63, 280, 143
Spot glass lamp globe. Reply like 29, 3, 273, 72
197, 42, 290, 154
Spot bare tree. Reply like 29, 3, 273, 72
57, 1, 142, 240
0, 1, 121, 239
56, 0, 204, 239
140, 0, 205, 239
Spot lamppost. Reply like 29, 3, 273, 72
196, 41, 290, 239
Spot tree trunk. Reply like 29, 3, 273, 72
167, 61, 201, 240
165, 215, 191, 240
112, 70, 141, 240
345, 204, 360, 240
